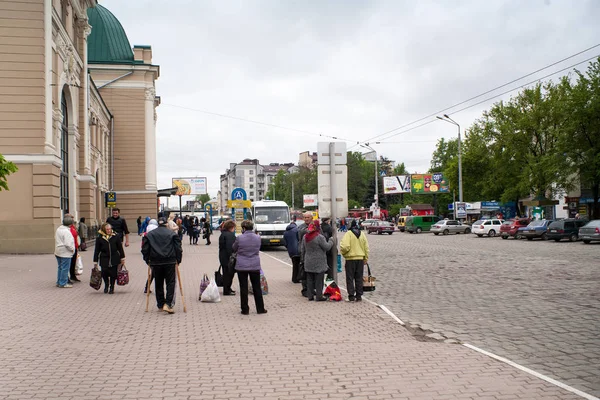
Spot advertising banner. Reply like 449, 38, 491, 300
383, 175, 411, 194
455, 202, 467, 218
172, 177, 207, 196
410, 173, 450, 194
303, 194, 318, 207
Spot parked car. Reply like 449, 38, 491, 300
471, 219, 504, 237
546, 219, 588, 242
500, 218, 530, 239
520, 219, 553, 241
430, 219, 471, 235
579, 220, 600, 244
360, 219, 380, 230
405, 215, 441, 233
367, 221, 395, 235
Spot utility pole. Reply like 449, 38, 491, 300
291, 181, 294, 209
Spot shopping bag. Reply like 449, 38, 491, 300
228, 252, 237, 270
260, 269, 268, 295
75, 254, 84, 275
79, 241, 87, 251
198, 273, 210, 300
89, 266, 102, 291
200, 279, 221, 303
363, 263, 376, 291
214, 266, 224, 287
323, 280, 343, 301
117, 265, 129, 286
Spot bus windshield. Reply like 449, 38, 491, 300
254, 207, 289, 224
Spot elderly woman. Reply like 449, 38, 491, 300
219, 220, 237, 296
232, 220, 267, 315
93, 223, 126, 294
300, 220, 334, 301
54, 215, 76, 288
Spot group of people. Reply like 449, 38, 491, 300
284, 212, 370, 302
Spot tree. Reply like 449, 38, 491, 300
194, 193, 211, 206
0, 154, 17, 191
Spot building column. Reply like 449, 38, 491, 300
144, 87, 157, 191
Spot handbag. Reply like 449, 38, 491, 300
89, 266, 102, 290
117, 264, 129, 286
214, 265, 224, 287
363, 263, 376, 291
228, 252, 237, 270
79, 241, 87, 251
198, 273, 210, 300
75, 254, 84, 275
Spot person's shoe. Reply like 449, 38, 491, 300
316, 297, 327, 302
346, 296, 355, 302
223, 291, 236, 296
71, 277, 81, 282
109, 288, 114, 294
241, 310, 249, 315
257, 309, 268, 314
104, 287, 109, 294
162, 304, 174, 314
60, 284, 73, 288
308, 297, 314, 301
355, 297, 362, 302
68, 280, 73, 284
292, 280, 300, 284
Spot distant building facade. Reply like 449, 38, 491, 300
0, 1, 158, 253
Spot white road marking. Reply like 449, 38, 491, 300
378, 304, 405, 325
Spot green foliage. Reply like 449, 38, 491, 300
0, 154, 18, 191
194, 194, 211, 205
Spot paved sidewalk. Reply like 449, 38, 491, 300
0, 235, 585, 400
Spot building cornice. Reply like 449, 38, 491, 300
5, 154, 62, 168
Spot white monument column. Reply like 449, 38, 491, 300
144, 87, 157, 191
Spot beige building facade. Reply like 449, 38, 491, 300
0, 0, 159, 253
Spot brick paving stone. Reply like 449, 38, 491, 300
0, 235, 591, 399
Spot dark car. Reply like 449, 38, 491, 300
520, 219, 553, 241
367, 221, 395, 235
500, 218, 530, 239
546, 219, 588, 242
579, 220, 600, 244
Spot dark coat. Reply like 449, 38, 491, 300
141, 225, 183, 266
93, 232, 125, 269
219, 230, 236, 268
283, 222, 299, 257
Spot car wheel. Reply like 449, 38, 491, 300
477, 234, 483, 237
416, 227, 422, 234
515, 234, 522, 240
377, 230, 382, 235
554, 239, 560, 242
388, 232, 393, 235
443, 229, 449, 236
502, 235, 508, 240
541, 233, 547, 240
569, 233, 578, 242
583, 240, 591, 244
527, 237, 533, 241
434, 233, 439, 236
464, 228, 471, 234
488, 230, 496, 237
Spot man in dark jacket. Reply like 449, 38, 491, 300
321, 218, 335, 280
106, 208, 130, 247
142, 217, 183, 313
218, 220, 237, 295
283, 217, 300, 283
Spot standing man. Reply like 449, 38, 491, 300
298, 211, 313, 297
54, 215, 75, 288
320, 217, 335, 280
142, 217, 183, 314
283, 216, 300, 283
106, 208, 130, 247
340, 220, 369, 302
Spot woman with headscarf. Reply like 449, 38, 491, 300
140, 216, 151, 235
340, 220, 369, 302
93, 222, 126, 294
300, 220, 334, 301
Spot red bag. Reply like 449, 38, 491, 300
323, 281, 342, 301
117, 265, 129, 286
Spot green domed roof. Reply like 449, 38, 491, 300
87, 5, 134, 64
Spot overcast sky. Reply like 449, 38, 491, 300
100, 0, 600, 205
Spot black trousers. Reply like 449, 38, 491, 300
291, 256, 301, 283
223, 264, 236, 294
237, 270, 265, 313
69, 249, 78, 279
154, 264, 176, 309
306, 272, 325, 300
102, 264, 118, 289
345, 260, 364, 299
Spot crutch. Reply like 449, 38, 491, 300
176, 263, 187, 313
145, 266, 152, 312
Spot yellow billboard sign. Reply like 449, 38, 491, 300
227, 200, 252, 209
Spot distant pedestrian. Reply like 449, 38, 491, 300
54, 215, 76, 288
201, 217, 212, 245
142, 217, 183, 314
137, 216, 143, 235
300, 220, 333, 302
93, 223, 126, 294
78, 217, 88, 251
340, 220, 369, 302
140, 216, 151, 236
233, 220, 267, 315
68, 216, 80, 282
106, 208, 130, 247
219, 220, 237, 296
283, 217, 301, 283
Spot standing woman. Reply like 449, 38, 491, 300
93, 223, 126, 294
68, 216, 80, 282
232, 220, 267, 315
201, 217, 212, 245
137, 216, 143, 235
78, 217, 88, 251
219, 220, 237, 296
300, 220, 333, 301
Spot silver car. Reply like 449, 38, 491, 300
579, 220, 600, 244
431, 219, 471, 235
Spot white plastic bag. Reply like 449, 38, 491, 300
75, 254, 84, 275
200, 279, 221, 303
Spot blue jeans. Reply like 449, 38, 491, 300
56, 256, 71, 286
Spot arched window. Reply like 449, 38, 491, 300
60, 93, 69, 213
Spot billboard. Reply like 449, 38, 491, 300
383, 175, 411, 194
303, 194, 318, 207
411, 173, 449, 194
172, 177, 207, 196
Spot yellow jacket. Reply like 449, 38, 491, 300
340, 230, 369, 261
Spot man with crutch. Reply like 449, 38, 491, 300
142, 216, 183, 314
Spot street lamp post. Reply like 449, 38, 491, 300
360, 143, 378, 209
436, 114, 463, 204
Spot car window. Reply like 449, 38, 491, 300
448, 221, 457, 225
484, 221, 491, 225
473, 220, 483, 225
587, 220, 600, 228
493, 220, 501, 225
529, 220, 545, 227
422, 217, 432, 222
502, 221, 511, 226
564, 222, 574, 229
576, 220, 587, 227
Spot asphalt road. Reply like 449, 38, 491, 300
263, 230, 600, 398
